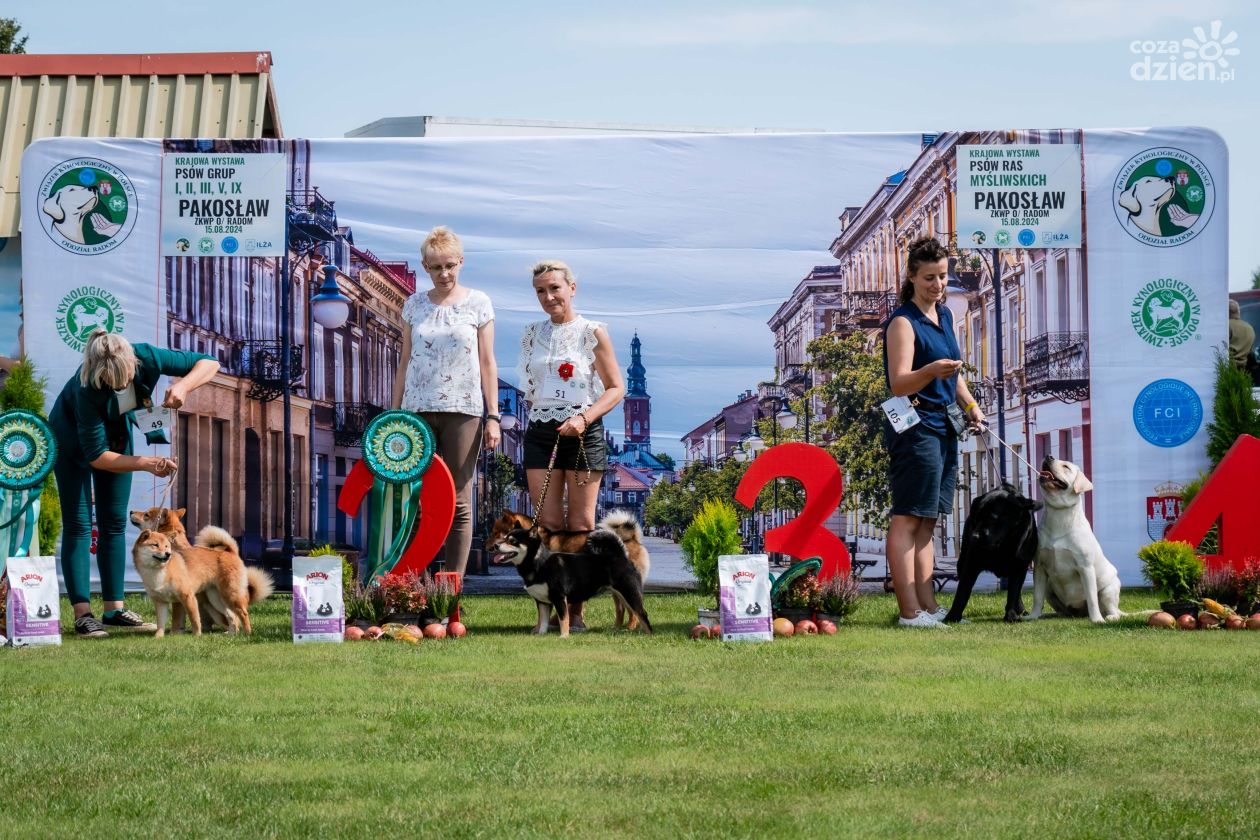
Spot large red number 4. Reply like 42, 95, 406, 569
1164, 434, 1260, 573
734, 442, 850, 580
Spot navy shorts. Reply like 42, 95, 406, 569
885, 422, 958, 519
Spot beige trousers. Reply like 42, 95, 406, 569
420, 412, 483, 576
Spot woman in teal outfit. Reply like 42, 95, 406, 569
49, 329, 219, 638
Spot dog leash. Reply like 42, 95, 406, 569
528, 425, 592, 537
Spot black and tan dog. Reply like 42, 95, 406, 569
489, 509, 651, 629
490, 526, 652, 638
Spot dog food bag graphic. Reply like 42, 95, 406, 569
717, 554, 773, 642
5, 555, 62, 647
292, 556, 344, 644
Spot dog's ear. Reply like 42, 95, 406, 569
42, 193, 66, 222
139, 528, 151, 540
174, 507, 186, 520
1071, 470, 1093, 495
1118, 185, 1141, 214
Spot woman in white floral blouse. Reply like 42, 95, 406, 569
392, 226, 499, 575
517, 260, 626, 629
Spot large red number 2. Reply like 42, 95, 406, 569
734, 442, 850, 580
336, 456, 457, 576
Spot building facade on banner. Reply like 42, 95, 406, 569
165, 138, 412, 557
681, 391, 760, 466
768, 129, 1089, 560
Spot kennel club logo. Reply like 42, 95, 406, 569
1132, 378, 1203, 448
55, 286, 126, 352
1146, 481, 1185, 541
1130, 277, 1201, 347
38, 158, 138, 255
1112, 148, 1214, 247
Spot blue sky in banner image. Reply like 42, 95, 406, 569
308, 133, 921, 455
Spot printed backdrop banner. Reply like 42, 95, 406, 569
19, 129, 1226, 587
160, 152, 286, 257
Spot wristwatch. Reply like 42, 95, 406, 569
486, 414, 501, 423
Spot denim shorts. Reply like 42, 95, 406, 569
885, 421, 958, 518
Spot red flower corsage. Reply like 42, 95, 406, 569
557, 362, 574, 381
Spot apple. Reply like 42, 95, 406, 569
1246, 614, 1260, 630
1197, 613, 1220, 629
1176, 614, 1197, 631
344, 626, 365, 641
1224, 615, 1245, 631
795, 619, 818, 635
817, 619, 838, 635
365, 626, 384, 639
423, 623, 447, 639
448, 621, 467, 638
1147, 612, 1176, 628
404, 624, 423, 637
773, 617, 795, 637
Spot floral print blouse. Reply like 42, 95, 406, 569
400, 288, 494, 416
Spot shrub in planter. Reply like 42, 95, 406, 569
345, 577, 385, 627
1139, 540, 1204, 615
680, 498, 742, 604
421, 574, 459, 625
379, 571, 426, 620
1195, 564, 1239, 611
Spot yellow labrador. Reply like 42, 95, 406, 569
1028, 455, 1122, 623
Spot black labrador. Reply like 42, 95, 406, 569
943, 483, 1042, 623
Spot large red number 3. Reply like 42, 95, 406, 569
734, 442, 850, 580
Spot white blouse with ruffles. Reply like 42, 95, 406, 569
400, 288, 494, 416
517, 315, 605, 423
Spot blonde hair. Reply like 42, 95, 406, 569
531, 260, 575, 285
79, 329, 137, 390
421, 226, 463, 262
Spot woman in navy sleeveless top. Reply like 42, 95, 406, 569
882, 238, 984, 628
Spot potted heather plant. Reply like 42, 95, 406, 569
1139, 539, 1204, 617
379, 571, 426, 625
345, 577, 384, 629
421, 574, 459, 626
816, 573, 861, 625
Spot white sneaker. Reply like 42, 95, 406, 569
930, 607, 948, 622
898, 610, 950, 628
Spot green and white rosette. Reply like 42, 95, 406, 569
0, 410, 58, 568
361, 411, 435, 581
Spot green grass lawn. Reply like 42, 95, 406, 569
3, 589, 1259, 839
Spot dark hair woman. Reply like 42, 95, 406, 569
882, 237, 984, 628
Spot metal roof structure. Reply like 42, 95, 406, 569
0, 51, 282, 237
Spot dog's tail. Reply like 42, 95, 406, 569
245, 567, 275, 604
194, 525, 239, 555
598, 509, 643, 543
598, 509, 649, 579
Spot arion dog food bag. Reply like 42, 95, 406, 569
292, 556, 344, 643
5, 555, 61, 647
718, 554, 772, 642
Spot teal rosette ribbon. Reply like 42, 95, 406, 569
360, 411, 436, 581
0, 410, 58, 568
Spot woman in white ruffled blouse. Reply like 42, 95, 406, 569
392, 226, 499, 575
518, 260, 626, 628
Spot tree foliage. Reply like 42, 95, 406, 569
0, 18, 27, 54
485, 452, 522, 515
807, 331, 891, 529
679, 498, 742, 601
0, 358, 61, 550
1206, 347, 1260, 466
651, 451, 675, 470
1251, 266, 1260, 290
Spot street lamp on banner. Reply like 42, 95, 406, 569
311, 264, 351, 330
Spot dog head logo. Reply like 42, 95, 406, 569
54, 285, 126, 352
1129, 278, 1201, 348
1038, 455, 1093, 509
38, 158, 137, 255
1113, 148, 1214, 247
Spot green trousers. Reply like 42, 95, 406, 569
52, 457, 132, 605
